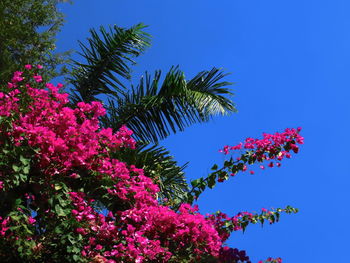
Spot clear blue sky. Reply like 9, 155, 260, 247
56, 1, 350, 262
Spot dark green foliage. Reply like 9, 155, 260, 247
0, 0, 70, 85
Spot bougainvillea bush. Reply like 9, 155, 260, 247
0, 67, 303, 262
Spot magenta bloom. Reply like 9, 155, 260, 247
33, 75, 43, 83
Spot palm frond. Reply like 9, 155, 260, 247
103, 66, 236, 143
112, 143, 189, 204
68, 23, 151, 103
186, 68, 236, 115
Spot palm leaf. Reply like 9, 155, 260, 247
103, 66, 236, 143
68, 23, 151, 103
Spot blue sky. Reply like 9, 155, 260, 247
56, 1, 350, 262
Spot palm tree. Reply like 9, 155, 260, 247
68, 23, 236, 205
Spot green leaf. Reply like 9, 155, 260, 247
260, 218, 265, 225
67, 234, 76, 245
224, 160, 232, 167
72, 255, 80, 261
22, 165, 30, 174
54, 204, 66, 217
211, 164, 218, 170
73, 246, 81, 253
2, 148, 9, 154
19, 155, 30, 166
54, 226, 63, 234
199, 180, 207, 191
207, 176, 216, 189
237, 162, 244, 170
15, 198, 22, 206
12, 164, 20, 172
224, 220, 232, 228
10, 215, 21, 222
191, 179, 201, 188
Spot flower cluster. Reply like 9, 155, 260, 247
68, 192, 222, 262
69, 191, 172, 262
9, 82, 135, 175
0, 66, 303, 262
0, 217, 10, 237
187, 129, 304, 204
220, 127, 304, 174
0, 67, 224, 262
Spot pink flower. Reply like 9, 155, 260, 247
33, 75, 43, 83
28, 216, 36, 225
70, 173, 80, 179
12, 71, 24, 83
76, 227, 87, 235
95, 244, 103, 250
